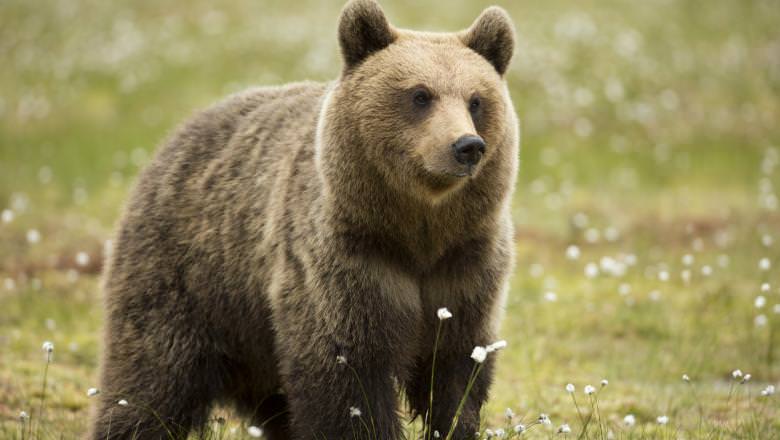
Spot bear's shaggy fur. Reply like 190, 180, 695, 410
90, 1, 518, 438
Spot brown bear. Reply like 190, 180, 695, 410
90, 0, 518, 438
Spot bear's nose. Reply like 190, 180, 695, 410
452, 135, 486, 167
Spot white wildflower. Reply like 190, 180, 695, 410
682, 374, 690, 382
584, 263, 599, 278
19, 411, 29, 421
504, 408, 514, 421
732, 369, 743, 379
600, 256, 626, 276
87, 387, 100, 397
755, 296, 767, 308
486, 340, 507, 353
600, 379, 608, 387
585, 228, 600, 243
774, 304, 780, 314
349, 406, 362, 417
566, 245, 580, 260
42, 341, 54, 354
539, 413, 552, 425
26, 229, 41, 244
682, 254, 694, 266
558, 424, 571, 434
433, 430, 441, 438
572, 212, 588, 228
495, 428, 506, 437
604, 226, 619, 242
701, 265, 712, 276
118, 399, 128, 406
1, 209, 13, 223
741, 374, 752, 384
759, 258, 771, 271
543, 291, 558, 302
336, 355, 347, 364
565, 383, 575, 393
755, 315, 768, 327
471, 346, 487, 363
514, 424, 526, 433
656, 415, 669, 425
247, 426, 263, 437
437, 307, 452, 320
761, 283, 770, 292
76, 252, 90, 267
584, 385, 596, 395
623, 414, 636, 427
760, 385, 775, 396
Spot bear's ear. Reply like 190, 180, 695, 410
338, 0, 397, 71
460, 6, 515, 76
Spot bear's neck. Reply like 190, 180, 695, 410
318, 143, 507, 272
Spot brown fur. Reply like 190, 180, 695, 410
90, 1, 518, 439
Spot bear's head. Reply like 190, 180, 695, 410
317, 0, 517, 204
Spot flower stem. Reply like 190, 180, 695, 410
345, 363, 377, 440
426, 320, 444, 440
569, 394, 589, 440
444, 362, 483, 440
34, 353, 51, 440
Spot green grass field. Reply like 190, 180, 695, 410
1, 0, 779, 438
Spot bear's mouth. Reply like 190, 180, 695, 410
423, 167, 470, 180
416, 165, 479, 196
444, 170, 470, 178
446, 163, 479, 178
422, 163, 478, 181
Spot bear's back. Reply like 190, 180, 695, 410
109, 82, 328, 303
143, 81, 326, 207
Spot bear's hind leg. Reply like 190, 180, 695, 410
90, 310, 223, 439
90, 355, 218, 439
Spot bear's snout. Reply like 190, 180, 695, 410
452, 135, 486, 168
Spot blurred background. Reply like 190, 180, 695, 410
1, 0, 778, 437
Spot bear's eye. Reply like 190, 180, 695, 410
412, 89, 432, 107
469, 96, 481, 113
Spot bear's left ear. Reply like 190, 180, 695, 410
338, 0, 397, 71
460, 6, 515, 76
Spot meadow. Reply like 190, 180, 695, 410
1, 0, 779, 438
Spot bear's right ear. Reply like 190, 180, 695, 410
338, 0, 397, 71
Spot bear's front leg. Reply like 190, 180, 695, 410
407, 234, 513, 439
271, 250, 421, 440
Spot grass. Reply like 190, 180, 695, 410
1, 0, 779, 438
